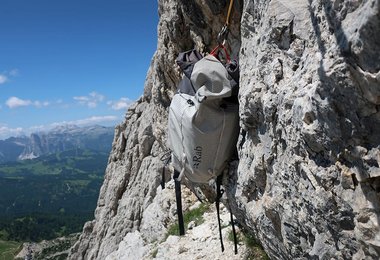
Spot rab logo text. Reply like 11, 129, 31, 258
193, 146, 202, 169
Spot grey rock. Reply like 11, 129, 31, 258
69, 0, 380, 259
187, 221, 196, 230
228, 0, 380, 259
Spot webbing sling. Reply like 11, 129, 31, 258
174, 169, 185, 235
212, 0, 235, 64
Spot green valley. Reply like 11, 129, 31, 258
0, 149, 108, 243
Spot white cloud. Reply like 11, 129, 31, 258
0, 75, 8, 84
5, 97, 50, 109
0, 69, 19, 85
5, 96, 50, 109
28, 125, 46, 132
74, 91, 105, 108
107, 97, 133, 110
9, 69, 19, 76
51, 115, 119, 127
72, 115, 118, 125
90, 91, 104, 101
5, 97, 32, 108
0, 126, 24, 140
33, 101, 50, 107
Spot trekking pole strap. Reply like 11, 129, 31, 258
174, 170, 185, 236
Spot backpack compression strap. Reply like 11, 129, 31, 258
174, 169, 185, 235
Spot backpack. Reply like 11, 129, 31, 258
165, 48, 239, 253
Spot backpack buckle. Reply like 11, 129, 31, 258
187, 99, 195, 106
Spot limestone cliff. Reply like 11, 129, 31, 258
69, 0, 380, 259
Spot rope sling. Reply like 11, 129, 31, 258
210, 0, 235, 62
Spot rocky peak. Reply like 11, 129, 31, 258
49, 124, 80, 134
0, 125, 114, 162
69, 0, 380, 259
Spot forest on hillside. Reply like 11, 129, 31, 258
0, 149, 107, 242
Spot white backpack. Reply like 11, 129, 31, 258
165, 49, 239, 253
168, 50, 239, 183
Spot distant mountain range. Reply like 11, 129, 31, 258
0, 125, 115, 163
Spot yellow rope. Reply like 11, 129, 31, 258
225, 0, 235, 26
216, 0, 235, 46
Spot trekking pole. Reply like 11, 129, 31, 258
216, 175, 225, 252
174, 170, 185, 235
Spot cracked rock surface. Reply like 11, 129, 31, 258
69, 0, 380, 259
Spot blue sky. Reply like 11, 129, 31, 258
0, 0, 158, 139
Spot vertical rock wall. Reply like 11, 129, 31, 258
69, 0, 379, 259
232, 0, 380, 259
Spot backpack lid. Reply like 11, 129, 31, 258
190, 55, 233, 101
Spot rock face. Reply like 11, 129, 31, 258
0, 136, 26, 162
69, 0, 380, 259
15, 234, 80, 260
21, 125, 114, 159
232, 0, 380, 259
